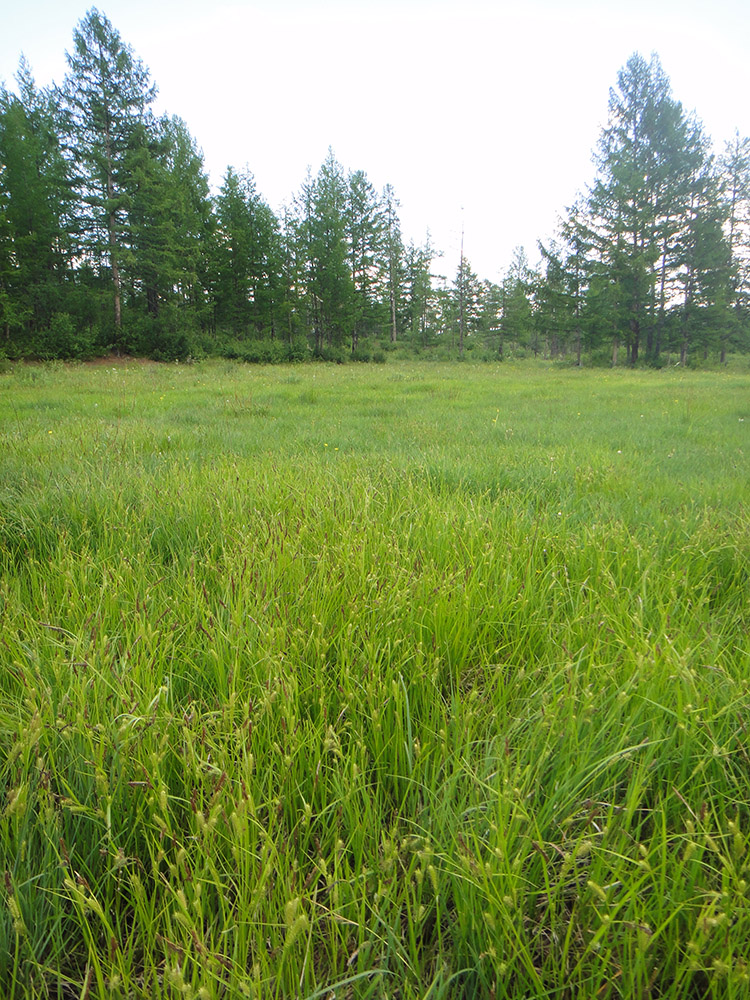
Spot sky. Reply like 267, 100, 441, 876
2, 0, 750, 282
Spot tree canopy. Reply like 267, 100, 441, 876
1, 18, 748, 364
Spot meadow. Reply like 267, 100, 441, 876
0, 358, 749, 999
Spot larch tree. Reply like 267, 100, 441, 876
345, 169, 382, 351
403, 236, 434, 347
212, 167, 283, 338
124, 115, 213, 352
538, 199, 590, 363
674, 130, 732, 364
588, 53, 681, 363
60, 7, 156, 342
0, 61, 73, 350
720, 133, 750, 358
298, 150, 355, 352
500, 247, 535, 356
382, 183, 403, 345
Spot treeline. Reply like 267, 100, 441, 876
1, 11, 749, 365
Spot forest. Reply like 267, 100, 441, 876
1, 7, 750, 365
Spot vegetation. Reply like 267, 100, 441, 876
1, 359, 749, 998
1, 14, 750, 364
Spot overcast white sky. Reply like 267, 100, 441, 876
2, 0, 750, 281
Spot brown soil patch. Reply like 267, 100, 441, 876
79, 354, 158, 367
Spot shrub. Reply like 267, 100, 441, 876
287, 338, 311, 362
45, 313, 97, 360
148, 328, 200, 362
313, 345, 347, 364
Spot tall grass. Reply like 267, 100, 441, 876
0, 359, 749, 998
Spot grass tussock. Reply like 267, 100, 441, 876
0, 359, 749, 998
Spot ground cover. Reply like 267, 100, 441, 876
0, 359, 749, 998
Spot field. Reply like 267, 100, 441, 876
0, 358, 749, 999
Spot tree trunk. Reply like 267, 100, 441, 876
110, 224, 122, 330
680, 302, 690, 366
630, 317, 639, 363
680, 333, 688, 366
104, 120, 122, 332
654, 228, 670, 361
458, 234, 465, 359
681, 262, 694, 366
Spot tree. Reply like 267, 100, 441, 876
277, 203, 309, 345
536, 240, 570, 358
403, 236, 435, 347
61, 7, 157, 342
212, 167, 282, 338
382, 183, 403, 345
477, 279, 503, 352
159, 116, 214, 328
674, 135, 732, 364
296, 150, 355, 352
720, 133, 750, 358
500, 247, 535, 356
125, 115, 214, 353
581, 52, 741, 365
451, 253, 482, 355
588, 53, 688, 363
0, 60, 73, 352
345, 169, 382, 350
537, 200, 590, 363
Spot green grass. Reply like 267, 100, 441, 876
0, 358, 749, 998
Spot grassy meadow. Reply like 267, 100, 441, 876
0, 358, 749, 999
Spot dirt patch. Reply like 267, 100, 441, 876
79, 354, 158, 367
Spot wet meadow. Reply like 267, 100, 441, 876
1, 358, 749, 998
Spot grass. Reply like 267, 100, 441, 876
0, 358, 749, 998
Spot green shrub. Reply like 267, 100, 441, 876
287, 338, 311, 362
313, 344, 347, 363
42, 313, 98, 360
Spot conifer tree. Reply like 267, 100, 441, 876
60, 7, 156, 343
720, 133, 750, 358
0, 61, 73, 352
297, 150, 355, 352
500, 247, 535, 356
346, 169, 382, 350
382, 184, 403, 345
403, 236, 435, 347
